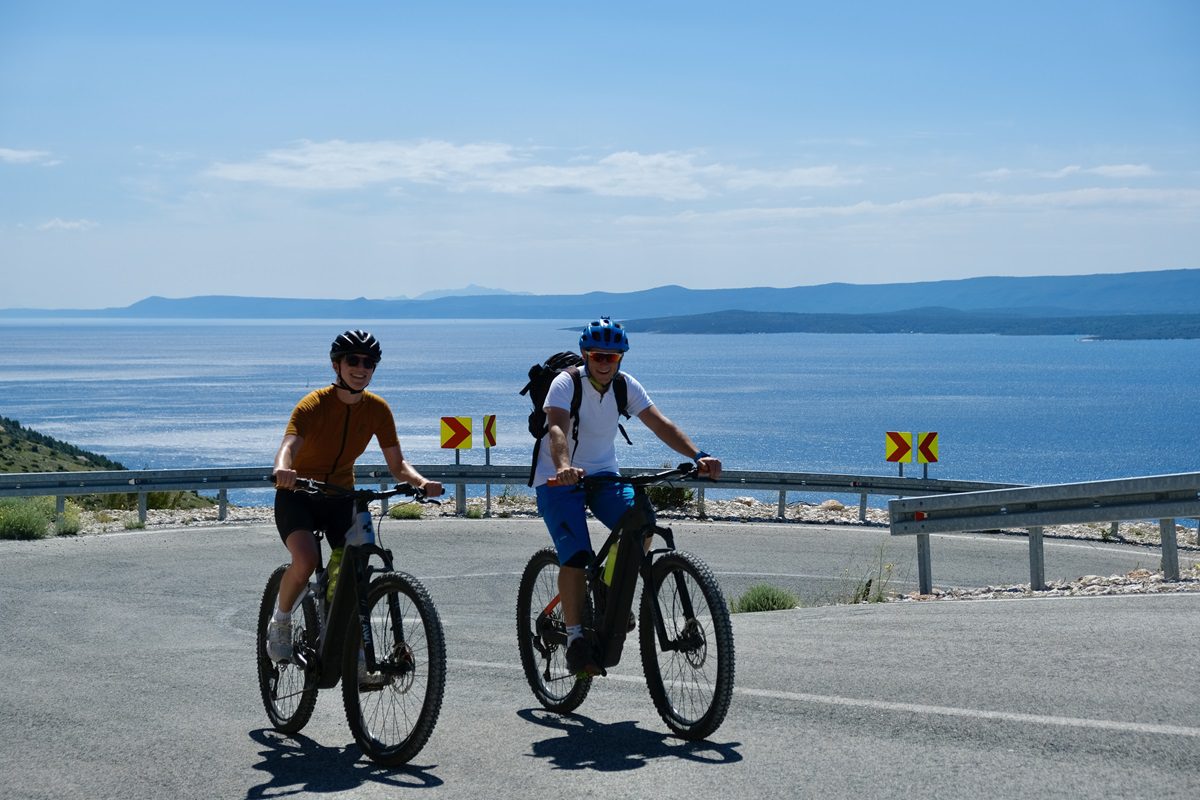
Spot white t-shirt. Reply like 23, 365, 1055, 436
532, 368, 653, 487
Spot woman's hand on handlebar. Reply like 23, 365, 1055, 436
272, 467, 298, 489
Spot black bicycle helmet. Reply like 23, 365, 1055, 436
579, 317, 629, 352
329, 329, 382, 361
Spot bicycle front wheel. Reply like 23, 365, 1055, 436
256, 564, 320, 733
639, 550, 735, 740
515, 547, 592, 713
341, 571, 446, 766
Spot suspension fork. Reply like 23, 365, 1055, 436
643, 526, 698, 652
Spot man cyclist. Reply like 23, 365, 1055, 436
267, 329, 443, 662
533, 317, 722, 676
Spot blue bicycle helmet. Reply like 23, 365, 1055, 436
579, 317, 630, 352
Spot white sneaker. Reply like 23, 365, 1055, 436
266, 619, 293, 662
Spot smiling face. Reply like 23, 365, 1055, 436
582, 348, 623, 386
333, 353, 376, 393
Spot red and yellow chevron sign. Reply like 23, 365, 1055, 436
917, 431, 939, 463
483, 415, 496, 448
440, 416, 472, 449
885, 431, 913, 463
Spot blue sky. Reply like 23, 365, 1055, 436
2, 1, 1197, 308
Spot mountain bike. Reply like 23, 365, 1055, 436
516, 463, 735, 740
256, 479, 446, 766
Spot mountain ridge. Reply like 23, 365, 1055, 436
3, 268, 1197, 319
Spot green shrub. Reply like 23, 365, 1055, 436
730, 583, 799, 613
0, 498, 51, 540
123, 517, 146, 530
465, 507, 483, 519
646, 484, 694, 510
388, 503, 424, 520
95, 491, 213, 511
55, 500, 83, 536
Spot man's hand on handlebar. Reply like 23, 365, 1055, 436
696, 456, 722, 480
419, 480, 445, 498
554, 466, 586, 486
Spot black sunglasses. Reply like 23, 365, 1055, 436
343, 355, 377, 369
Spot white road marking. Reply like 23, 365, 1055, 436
450, 658, 1200, 738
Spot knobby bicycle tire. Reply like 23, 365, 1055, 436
639, 550, 735, 740
257, 564, 320, 734
341, 571, 446, 766
516, 547, 593, 713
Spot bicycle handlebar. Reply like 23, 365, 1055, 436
580, 462, 700, 488
269, 476, 440, 504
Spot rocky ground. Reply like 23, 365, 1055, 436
70, 494, 1200, 602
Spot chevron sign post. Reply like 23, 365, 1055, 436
885, 431, 912, 476
441, 416, 472, 470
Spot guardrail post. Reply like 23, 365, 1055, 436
859, 492, 867, 523
218, 489, 228, 521
137, 493, 147, 524
1028, 526, 1045, 591
378, 480, 388, 514
697, 487, 706, 518
56, 496, 65, 531
456, 482, 466, 515
777, 491, 786, 519
1110, 521, 1119, 540
916, 533, 932, 595
1160, 518, 1179, 581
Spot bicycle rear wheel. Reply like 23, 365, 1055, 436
639, 550, 735, 740
256, 565, 320, 733
515, 547, 592, 713
342, 571, 446, 766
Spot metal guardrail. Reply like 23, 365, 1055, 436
0, 464, 1016, 523
888, 472, 1200, 593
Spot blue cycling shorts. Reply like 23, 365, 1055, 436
536, 475, 635, 566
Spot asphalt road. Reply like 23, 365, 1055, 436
1, 518, 1197, 800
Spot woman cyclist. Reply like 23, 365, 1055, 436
267, 329, 443, 662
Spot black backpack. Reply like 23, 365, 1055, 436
520, 351, 631, 486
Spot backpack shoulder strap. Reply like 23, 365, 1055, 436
613, 373, 632, 445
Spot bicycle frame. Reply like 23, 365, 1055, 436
291, 496, 411, 690
588, 485, 702, 668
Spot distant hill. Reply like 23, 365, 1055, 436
411, 284, 534, 300
2, 268, 1197, 319
622, 309, 1200, 340
0, 416, 125, 473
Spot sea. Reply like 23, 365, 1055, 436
2, 319, 1198, 509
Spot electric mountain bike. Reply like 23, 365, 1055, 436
516, 463, 735, 740
256, 479, 446, 766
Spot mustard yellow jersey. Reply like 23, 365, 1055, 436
284, 385, 399, 489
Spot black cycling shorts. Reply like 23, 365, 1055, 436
274, 489, 355, 548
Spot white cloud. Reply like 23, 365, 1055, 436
208, 139, 517, 190
627, 187, 1200, 225
1086, 164, 1156, 178
0, 147, 60, 166
977, 163, 1156, 181
38, 218, 99, 231
206, 138, 855, 201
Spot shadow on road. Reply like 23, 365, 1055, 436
517, 708, 742, 772
246, 728, 443, 797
